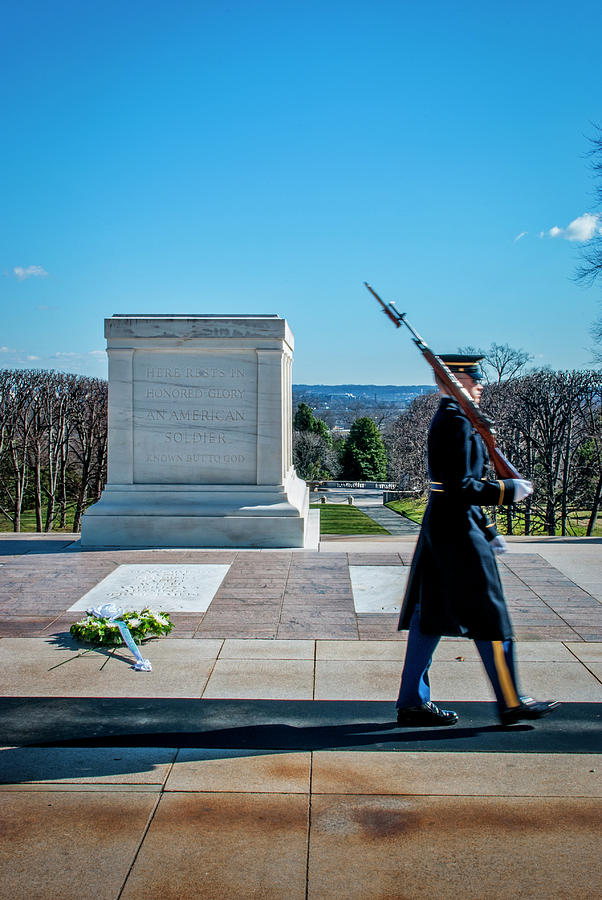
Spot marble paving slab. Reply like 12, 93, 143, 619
67, 564, 231, 613
307, 795, 602, 900
0, 792, 158, 900
349, 565, 409, 613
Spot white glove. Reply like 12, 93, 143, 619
490, 535, 508, 555
512, 479, 533, 501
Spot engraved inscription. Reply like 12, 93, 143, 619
145, 410, 244, 422
132, 351, 257, 485
145, 454, 246, 464
145, 388, 246, 399
165, 431, 226, 443
144, 367, 247, 380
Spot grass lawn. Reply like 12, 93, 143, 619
310, 503, 390, 535
567, 510, 602, 537
386, 498, 601, 537
385, 498, 426, 525
0, 504, 80, 533
492, 507, 602, 538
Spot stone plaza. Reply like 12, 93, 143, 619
0, 530, 600, 899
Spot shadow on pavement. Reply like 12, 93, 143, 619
0, 537, 78, 556
1, 699, 599, 757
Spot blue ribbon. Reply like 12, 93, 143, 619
89, 604, 152, 671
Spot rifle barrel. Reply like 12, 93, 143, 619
364, 282, 402, 327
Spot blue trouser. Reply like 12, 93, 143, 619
396, 606, 522, 711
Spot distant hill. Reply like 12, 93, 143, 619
291, 383, 436, 428
292, 384, 434, 402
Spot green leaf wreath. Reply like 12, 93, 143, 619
70, 608, 174, 645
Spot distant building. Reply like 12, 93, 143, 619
331, 426, 350, 439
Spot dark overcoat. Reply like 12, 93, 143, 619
398, 397, 518, 640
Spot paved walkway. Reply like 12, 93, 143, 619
315, 487, 421, 535
357, 502, 421, 534
0, 533, 601, 899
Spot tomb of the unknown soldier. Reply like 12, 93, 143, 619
81, 314, 313, 548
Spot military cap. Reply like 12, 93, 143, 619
438, 354, 485, 382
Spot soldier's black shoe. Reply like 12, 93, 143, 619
396, 701, 458, 727
499, 698, 560, 726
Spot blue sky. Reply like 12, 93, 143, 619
2, 0, 601, 384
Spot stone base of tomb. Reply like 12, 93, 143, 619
80, 470, 314, 549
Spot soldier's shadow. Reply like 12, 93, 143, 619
36, 719, 527, 750
1, 721, 524, 785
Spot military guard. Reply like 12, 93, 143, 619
395, 354, 559, 727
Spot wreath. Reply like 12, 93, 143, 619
70, 607, 174, 645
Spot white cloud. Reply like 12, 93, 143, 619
13, 265, 49, 281
0, 346, 17, 353
26, 355, 40, 361
514, 231, 527, 242
547, 213, 601, 242
565, 213, 600, 241
53, 350, 105, 358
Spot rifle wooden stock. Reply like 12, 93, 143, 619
364, 282, 522, 481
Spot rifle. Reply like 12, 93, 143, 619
364, 281, 521, 480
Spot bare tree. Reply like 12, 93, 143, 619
22, 371, 74, 532
575, 124, 602, 288
573, 124, 602, 363
388, 369, 601, 537
458, 343, 533, 383
293, 430, 339, 480
56, 375, 78, 528
71, 377, 108, 533
43, 374, 74, 531
0, 369, 109, 533
485, 371, 600, 536
26, 372, 48, 531
481, 379, 530, 533
0, 370, 41, 531
347, 399, 401, 430
575, 372, 602, 534
386, 392, 439, 492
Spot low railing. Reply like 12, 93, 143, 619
317, 480, 401, 490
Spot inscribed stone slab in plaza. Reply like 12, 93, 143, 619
68, 564, 230, 613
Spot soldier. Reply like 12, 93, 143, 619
395, 354, 559, 727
